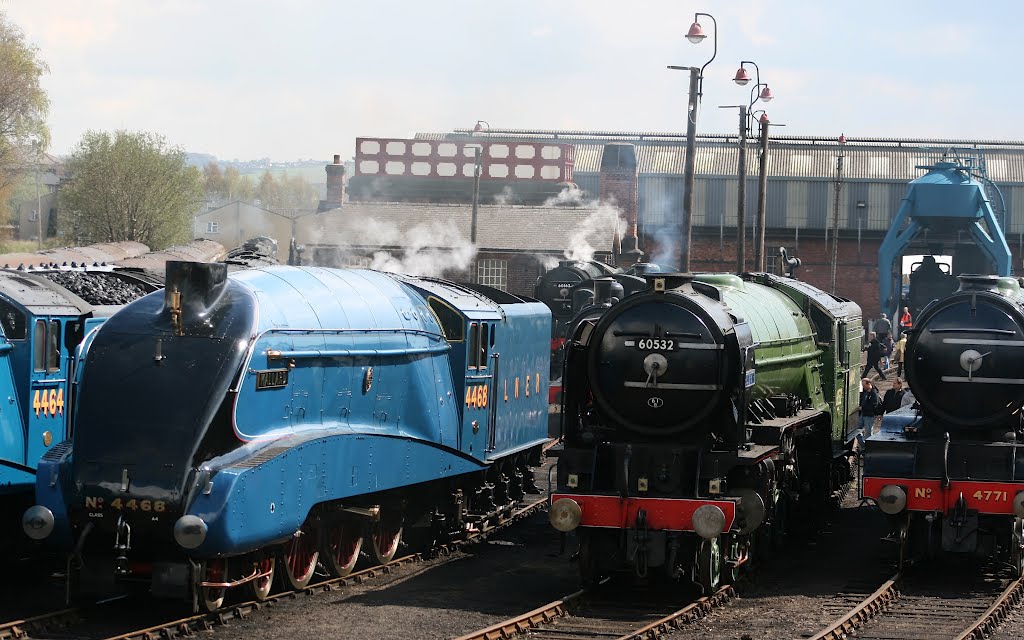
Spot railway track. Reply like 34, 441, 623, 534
0, 493, 551, 640
809, 570, 1024, 640
452, 581, 735, 640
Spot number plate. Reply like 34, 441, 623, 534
634, 338, 675, 351
256, 369, 289, 390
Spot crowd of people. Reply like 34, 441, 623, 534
859, 307, 915, 442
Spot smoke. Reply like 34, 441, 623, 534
492, 185, 516, 206
315, 218, 476, 277
543, 184, 585, 207
562, 201, 624, 263
648, 232, 678, 270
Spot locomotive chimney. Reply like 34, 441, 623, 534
600, 143, 643, 268
592, 276, 625, 305
163, 261, 229, 334
318, 154, 346, 212
956, 274, 1001, 292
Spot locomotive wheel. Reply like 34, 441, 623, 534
322, 520, 363, 577
369, 512, 403, 564
199, 558, 227, 612
280, 525, 319, 590
696, 537, 722, 595
1012, 518, 1024, 578
249, 555, 275, 600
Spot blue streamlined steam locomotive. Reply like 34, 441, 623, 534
864, 274, 1024, 574
24, 262, 550, 610
0, 266, 161, 536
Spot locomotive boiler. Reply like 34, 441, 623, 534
550, 272, 862, 593
24, 262, 550, 610
863, 274, 1024, 574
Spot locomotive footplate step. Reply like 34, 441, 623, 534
736, 444, 777, 463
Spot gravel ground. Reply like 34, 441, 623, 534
210, 509, 579, 640
988, 601, 1024, 640
678, 487, 895, 639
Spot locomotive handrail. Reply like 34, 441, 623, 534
262, 327, 447, 340
267, 344, 450, 359
755, 348, 823, 369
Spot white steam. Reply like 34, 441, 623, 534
316, 218, 476, 277
561, 201, 624, 262
543, 184, 585, 207
492, 185, 516, 206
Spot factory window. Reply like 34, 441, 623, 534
411, 162, 431, 176
515, 145, 536, 159
411, 142, 432, 156
0, 298, 26, 339
360, 140, 380, 154
488, 164, 509, 178
540, 166, 561, 180
541, 146, 562, 160
437, 163, 457, 177
427, 297, 464, 342
385, 161, 406, 175
359, 160, 379, 174
489, 144, 509, 159
765, 255, 779, 276
515, 165, 535, 179
437, 143, 457, 157
340, 255, 372, 268
207, 222, 219, 234
477, 259, 508, 291
385, 141, 406, 155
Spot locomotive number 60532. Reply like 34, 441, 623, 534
636, 338, 675, 351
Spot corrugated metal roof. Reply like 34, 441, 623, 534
295, 202, 617, 254
417, 130, 1024, 183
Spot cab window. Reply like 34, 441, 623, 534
427, 297, 464, 342
478, 322, 489, 369
33, 320, 45, 371
0, 297, 26, 339
468, 323, 479, 370
47, 320, 61, 372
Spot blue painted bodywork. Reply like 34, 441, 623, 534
878, 161, 1012, 319
41, 267, 550, 558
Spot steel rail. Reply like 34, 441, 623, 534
953, 575, 1024, 640
618, 584, 735, 640
807, 573, 901, 640
97, 496, 549, 640
450, 589, 586, 640
0, 606, 80, 640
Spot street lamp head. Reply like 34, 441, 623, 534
758, 85, 774, 102
473, 120, 490, 133
686, 20, 707, 44
733, 66, 752, 86
838, 133, 847, 144
759, 112, 770, 124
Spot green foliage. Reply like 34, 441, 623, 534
59, 130, 203, 249
201, 163, 318, 211
0, 13, 50, 190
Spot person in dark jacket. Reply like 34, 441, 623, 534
862, 331, 886, 380
882, 377, 906, 413
858, 378, 881, 443
875, 313, 891, 344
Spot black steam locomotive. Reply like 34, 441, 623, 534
864, 274, 1024, 574
550, 271, 862, 593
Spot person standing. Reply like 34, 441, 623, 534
875, 313, 891, 344
859, 378, 881, 442
893, 334, 907, 377
882, 377, 906, 413
862, 331, 886, 380
899, 306, 913, 337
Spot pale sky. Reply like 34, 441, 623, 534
5, 0, 1022, 162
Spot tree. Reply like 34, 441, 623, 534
202, 161, 227, 202
59, 130, 203, 249
0, 13, 49, 191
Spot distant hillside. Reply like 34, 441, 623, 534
186, 153, 337, 184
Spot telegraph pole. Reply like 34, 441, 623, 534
680, 67, 699, 272
830, 134, 846, 293
754, 115, 769, 272
736, 106, 748, 272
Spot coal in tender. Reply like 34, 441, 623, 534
41, 271, 150, 306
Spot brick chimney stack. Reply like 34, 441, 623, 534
599, 143, 642, 266
319, 154, 346, 212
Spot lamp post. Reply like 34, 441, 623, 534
468, 120, 490, 283
33, 140, 42, 249
830, 133, 847, 293
729, 60, 774, 272
668, 11, 717, 273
